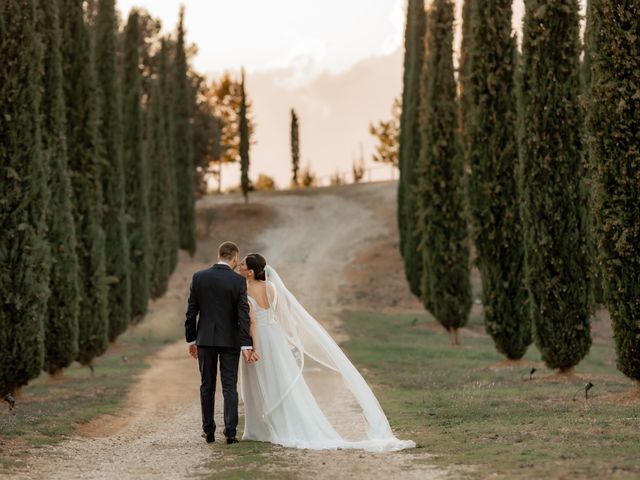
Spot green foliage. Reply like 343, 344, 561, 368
239, 69, 251, 203
369, 98, 400, 167
146, 80, 174, 298
397, 0, 426, 298
122, 10, 151, 320
0, 0, 49, 393
465, 0, 530, 359
518, 0, 591, 371
96, 0, 131, 340
587, 0, 640, 382
416, 0, 471, 335
38, 0, 81, 373
172, 8, 196, 254
290, 109, 300, 186
59, 0, 109, 366
159, 39, 179, 271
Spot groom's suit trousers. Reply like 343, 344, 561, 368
198, 346, 240, 438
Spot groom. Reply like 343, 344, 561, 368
185, 241, 258, 444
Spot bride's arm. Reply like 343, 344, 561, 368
249, 302, 257, 355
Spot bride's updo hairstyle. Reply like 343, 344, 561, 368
245, 253, 267, 281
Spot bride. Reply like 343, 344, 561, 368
237, 253, 414, 452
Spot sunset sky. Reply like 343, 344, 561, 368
117, 0, 585, 190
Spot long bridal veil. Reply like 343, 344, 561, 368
263, 265, 415, 452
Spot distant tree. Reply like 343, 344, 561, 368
352, 145, 366, 183
38, 0, 81, 374
172, 7, 196, 253
397, 0, 427, 298
0, 0, 50, 393
587, 0, 640, 385
59, 0, 109, 365
330, 171, 345, 186
369, 97, 400, 168
518, 0, 591, 372
208, 72, 256, 192
466, 0, 530, 359
122, 10, 151, 320
254, 174, 277, 192
239, 69, 251, 203
416, 0, 471, 345
146, 79, 174, 297
290, 109, 300, 187
192, 77, 222, 194
96, 0, 131, 340
301, 163, 317, 188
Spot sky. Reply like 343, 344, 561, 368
116, 0, 584, 190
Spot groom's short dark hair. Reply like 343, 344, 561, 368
218, 241, 239, 260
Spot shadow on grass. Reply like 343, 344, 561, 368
341, 310, 640, 480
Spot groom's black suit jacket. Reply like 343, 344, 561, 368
184, 264, 252, 348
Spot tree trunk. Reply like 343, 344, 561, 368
449, 328, 460, 346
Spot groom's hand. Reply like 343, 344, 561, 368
189, 344, 198, 359
242, 349, 253, 363
250, 351, 260, 363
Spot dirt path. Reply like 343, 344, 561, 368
6, 183, 449, 480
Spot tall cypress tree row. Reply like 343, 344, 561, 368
147, 79, 174, 297
587, 0, 640, 385
240, 69, 251, 203
60, 0, 109, 365
518, 0, 591, 371
290, 108, 300, 186
38, 0, 81, 374
122, 10, 151, 320
397, 0, 426, 298
0, 0, 49, 393
96, 0, 131, 340
466, 0, 530, 359
173, 8, 196, 254
159, 39, 179, 271
416, 0, 471, 345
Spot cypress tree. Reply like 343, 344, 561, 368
416, 0, 471, 345
96, 0, 131, 340
240, 69, 250, 203
466, 0, 530, 359
122, 10, 151, 320
587, 0, 640, 384
0, 0, 49, 393
60, 0, 109, 365
518, 0, 591, 371
290, 108, 300, 186
38, 0, 81, 374
173, 8, 196, 254
147, 79, 173, 297
581, 0, 606, 308
397, 0, 426, 298
457, 0, 472, 153
159, 39, 179, 272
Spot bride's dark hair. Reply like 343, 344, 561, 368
245, 253, 267, 281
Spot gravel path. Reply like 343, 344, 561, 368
5, 183, 451, 480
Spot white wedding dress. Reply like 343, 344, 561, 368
239, 266, 415, 452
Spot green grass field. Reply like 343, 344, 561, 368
342, 310, 640, 479
2, 308, 638, 479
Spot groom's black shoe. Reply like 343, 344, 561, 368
201, 432, 215, 443
226, 437, 239, 445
